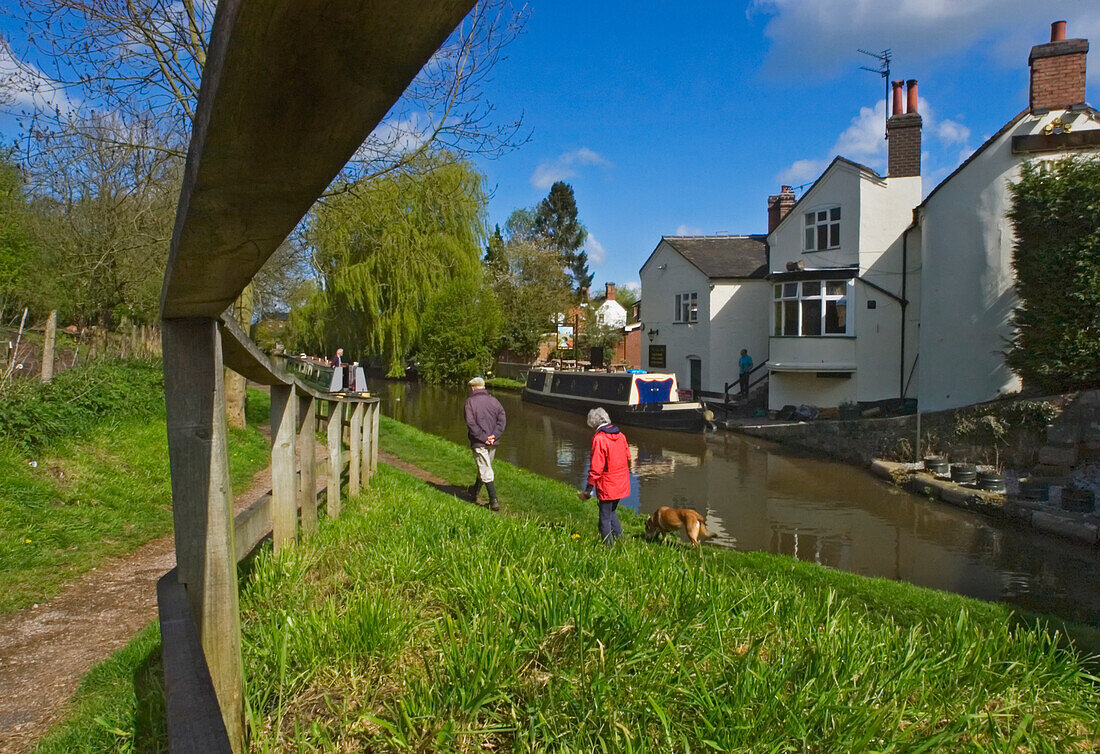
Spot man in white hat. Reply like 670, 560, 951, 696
463, 376, 506, 511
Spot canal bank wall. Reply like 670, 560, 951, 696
731, 390, 1100, 471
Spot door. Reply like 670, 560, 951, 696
689, 357, 702, 396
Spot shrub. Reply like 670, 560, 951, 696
0, 358, 164, 451
1007, 157, 1100, 392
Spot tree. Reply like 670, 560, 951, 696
1006, 157, 1100, 392
416, 274, 501, 385
489, 238, 573, 361
613, 283, 640, 312
293, 155, 488, 376
0, 150, 39, 322
533, 181, 591, 291
484, 224, 505, 269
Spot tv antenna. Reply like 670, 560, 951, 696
858, 48, 891, 138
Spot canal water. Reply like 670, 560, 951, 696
376, 381, 1100, 625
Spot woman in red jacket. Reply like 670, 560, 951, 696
578, 407, 631, 544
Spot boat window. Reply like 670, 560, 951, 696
526, 371, 546, 391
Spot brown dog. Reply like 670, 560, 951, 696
644, 506, 715, 546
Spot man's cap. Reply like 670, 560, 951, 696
468, 376, 486, 388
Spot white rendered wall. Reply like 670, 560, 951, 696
639, 242, 710, 391
708, 279, 770, 395
768, 162, 863, 273
917, 108, 1100, 412
595, 299, 627, 329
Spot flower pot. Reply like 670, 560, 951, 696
1061, 487, 1096, 513
976, 472, 1006, 494
950, 463, 978, 486
923, 457, 949, 476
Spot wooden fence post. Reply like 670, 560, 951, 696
327, 400, 343, 517
349, 402, 363, 497
298, 395, 317, 534
161, 317, 245, 752
365, 402, 378, 484
370, 401, 380, 475
270, 383, 298, 553
40, 310, 57, 383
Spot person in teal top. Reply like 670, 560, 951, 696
738, 349, 753, 396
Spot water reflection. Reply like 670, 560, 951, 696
375, 381, 1100, 625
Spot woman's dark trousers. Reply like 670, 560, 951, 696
598, 499, 622, 544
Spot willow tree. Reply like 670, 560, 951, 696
298, 156, 488, 376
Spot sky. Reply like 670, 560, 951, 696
2, 1, 1098, 295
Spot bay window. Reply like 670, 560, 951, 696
773, 280, 850, 336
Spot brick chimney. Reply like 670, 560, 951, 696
1029, 20, 1088, 113
887, 79, 922, 177
767, 185, 796, 232
604, 282, 616, 301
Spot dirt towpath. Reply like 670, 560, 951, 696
0, 441, 328, 754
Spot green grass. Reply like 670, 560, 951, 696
0, 361, 272, 613
236, 463, 1100, 751
486, 377, 525, 391
33, 623, 167, 754
35, 417, 1100, 752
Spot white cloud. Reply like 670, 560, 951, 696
585, 233, 607, 266
751, 0, 1100, 83
530, 147, 612, 189
0, 43, 76, 113
356, 114, 432, 161
936, 119, 971, 146
675, 224, 704, 236
776, 158, 829, 185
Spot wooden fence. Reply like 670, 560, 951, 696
159, 313, 380, 752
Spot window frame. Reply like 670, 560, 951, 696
772, 279, 851, 337
803, 206, 842, 252
674, 291, 698, 323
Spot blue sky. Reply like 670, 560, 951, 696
2, 1, 1098, 294
470, 1, 1100, 292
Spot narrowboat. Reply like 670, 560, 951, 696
281, 354, 370, 395
522, 368, 711, 432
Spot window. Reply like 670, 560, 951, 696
648, 345, 667, 368
804, 206, 841, 251
674, 292, 698, 323
773, 279, 850, 336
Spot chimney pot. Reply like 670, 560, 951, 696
891, 80, 905, 116
905, 80, 918, 114
1051, 20, 1066, 42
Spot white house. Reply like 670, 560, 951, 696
763, 20, 1100, 413
764, 77, 923, 411
915, 21, 1100, 411
593, 282, 627, 329
639, 235, 770, 397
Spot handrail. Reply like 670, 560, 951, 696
724, 360, 769, 403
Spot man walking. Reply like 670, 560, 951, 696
578, 407, 631, 545
464, 376, 506, 511
738, 348, 753, 397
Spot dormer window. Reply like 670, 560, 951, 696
804, 207, 841, 252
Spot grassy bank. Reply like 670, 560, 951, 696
36, 417, 1100, 751
486, 376, 525, 391
0, 359, 271, 613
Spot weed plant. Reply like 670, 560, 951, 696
237, 455, 1100, 750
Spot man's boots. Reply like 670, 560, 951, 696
467, 479, 482, 503
485, 481, 500, 512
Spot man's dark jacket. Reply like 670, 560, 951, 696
464, 389, 506, 448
